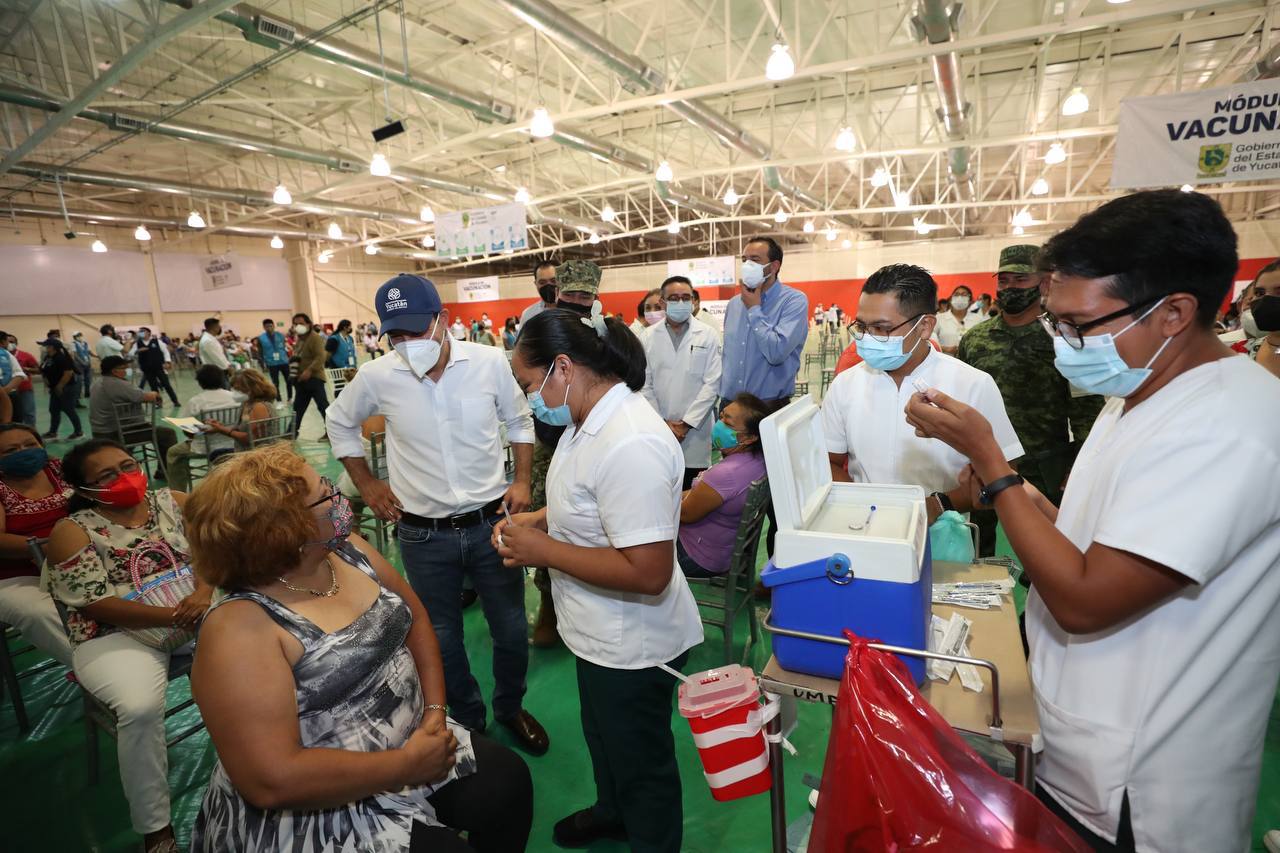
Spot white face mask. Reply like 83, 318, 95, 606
393, 319, 442, 377
950, 294, 971, 311
740, 260, 768, 290
294, 324, 309, 335
1241, 308, 1260, 338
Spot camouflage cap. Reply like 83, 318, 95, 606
996, 244, 1040, 274
557, 259, 601, 296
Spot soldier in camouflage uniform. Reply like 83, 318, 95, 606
527, 260, 602, 647
958, 245, 1105, 506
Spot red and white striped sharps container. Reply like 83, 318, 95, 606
677, 664, 775, 802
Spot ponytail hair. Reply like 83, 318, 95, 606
516, 306, 646, 391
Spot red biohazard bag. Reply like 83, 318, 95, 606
808, 633, 1091, 852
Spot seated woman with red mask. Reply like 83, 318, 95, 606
46, 439, 214, 853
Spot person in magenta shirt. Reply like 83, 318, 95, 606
677, 393, 770, 576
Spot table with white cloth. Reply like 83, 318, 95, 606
758, 560, 1041, 853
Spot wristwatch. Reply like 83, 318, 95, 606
930, 491, 954, 513
978, 473, 1025, 506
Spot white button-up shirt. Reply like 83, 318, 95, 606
198, 331, 230, 370
1028, 356, 1280, 853
326, 339, 534, 517
932, 309, 982, 350
641, 320, 723, 468
546, 383, 704, 669
821, 348, 1023, 493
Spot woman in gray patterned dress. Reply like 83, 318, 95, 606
185, 443, 532, 852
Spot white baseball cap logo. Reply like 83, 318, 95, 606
387, 287, 401, 300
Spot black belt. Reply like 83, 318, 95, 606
400, 498, 504, 531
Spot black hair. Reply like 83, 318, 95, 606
661, 275, 693, 295
138, 327, 150, 335
203, 317, 220, 331
99, 324, 112, 335
62, 438, 127, 512
337, 319, 352, 332
292, 312, 312, 325
862, 263, 938, 319
638, 288, 663, 317
729, 393, 770, 457
1039, 189, 1237, 328
516, 308, 646, 392
262, 318, 275, 326
692, 288, 701, 302
100, 356, 126, 375
746, 236, 784, 266
951, 284, 973, 298
533, 259, 557, 278
1252, 258, 1280, 286
0, 422, 43, 447
196, 364, 227, 390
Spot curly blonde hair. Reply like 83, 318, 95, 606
229, 368, 278, 404
183, 442, 313, 588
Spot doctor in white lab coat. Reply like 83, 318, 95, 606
642, 276, 723, 490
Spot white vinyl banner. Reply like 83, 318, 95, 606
436, 203, 528, 258
666, 255, 737, 288
1112, 78, 1280, 189
200, 253, 243, 290
457, 275, 501, 303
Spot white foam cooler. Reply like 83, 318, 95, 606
759, 396, 932, 683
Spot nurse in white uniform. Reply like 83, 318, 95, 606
906, 189, 1280, 853
641, 275, 723, 490
495, 304, 703, 853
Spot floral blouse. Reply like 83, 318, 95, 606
46, 488, 190, 646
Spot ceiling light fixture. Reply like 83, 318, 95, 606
419, 205, 434, 223
722, 187, 739, 205
318, 251, 332, 264
1030, 177, 1050, 196
766, 42, 795, 81
914, 217, 932, 235
667, 218, 681, 234
514, 187, 531, 203
272, 184, 292, 205
1044, 142, 1067, 165
1180, 183, 1194, 193
835, 126, 856, 152
530, 106, 556, 138
655, 160, 674, 182
1061, 86, 1089, 116
422, 234, 435, 248
588, 232, 601, 245
803, 220, 815, 233
270, 235, 284, 249
774, 209, 789, 223
186, 210, 206, 229
369, 152, 391, 177
327, 222, 343, 239
825, 228, 838, 242
1013, 225, 1026, 236
601, 204, 616, 222
365, 243, 379, 255
870, 167, 890, 188
840, 238, 852, 249
1012, 210, 1035, 227
893, 189, 912, 208
134, 224, 151, 241
91, 239, 108, 253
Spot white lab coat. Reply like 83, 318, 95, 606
640, 320, 722, 469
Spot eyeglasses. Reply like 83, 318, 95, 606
1038, 294, 1164, 350
850, 314, 924, 342
663, 294, 693, 303
87, 459, 141, 488
307, 476, 341, 509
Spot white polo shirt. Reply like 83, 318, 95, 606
546, 383, 703, 669
821, 348, 1023, 492
95, 335, 124, 360
326, 340, 534, 517
198, 332, 230, 370
1028, 355, 1280, 853
932, 310, 981, 349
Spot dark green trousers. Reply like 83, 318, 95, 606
576, 650, 689, 853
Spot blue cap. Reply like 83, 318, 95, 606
375, 274, 443, 335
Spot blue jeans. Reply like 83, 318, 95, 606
10, 390, 36, 427
398, 516, 528, 730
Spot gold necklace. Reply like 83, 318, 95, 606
277, 556, 340, 598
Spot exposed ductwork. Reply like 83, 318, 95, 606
1242, 42, 1280, 81
7, 202, 356, 242
10, 164, 426, 225
911, 0, 975, 201
493, 0, 859, 228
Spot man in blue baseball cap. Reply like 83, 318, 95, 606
326, 273, 549, 755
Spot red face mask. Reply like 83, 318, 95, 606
84, 469, 149, 508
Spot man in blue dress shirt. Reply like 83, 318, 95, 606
718, 236, 809, 409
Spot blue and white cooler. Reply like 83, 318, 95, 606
759, 396, 932, 683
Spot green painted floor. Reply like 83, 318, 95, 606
3, 362, 1278, 851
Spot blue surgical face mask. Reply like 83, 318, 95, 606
665, 301, 693, 324
528, 363, 573, 426
0, 447, 48, 478
855, 316, 925, 372
1052, 298, 1171, 398
711, 420, 739, 451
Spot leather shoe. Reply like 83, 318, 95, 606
497, 709, 549, 756
460, 588, 479, 609
552, 808, 626, 848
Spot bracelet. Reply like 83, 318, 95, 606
978, 473, 1024, 506
425, 704, 447, 713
